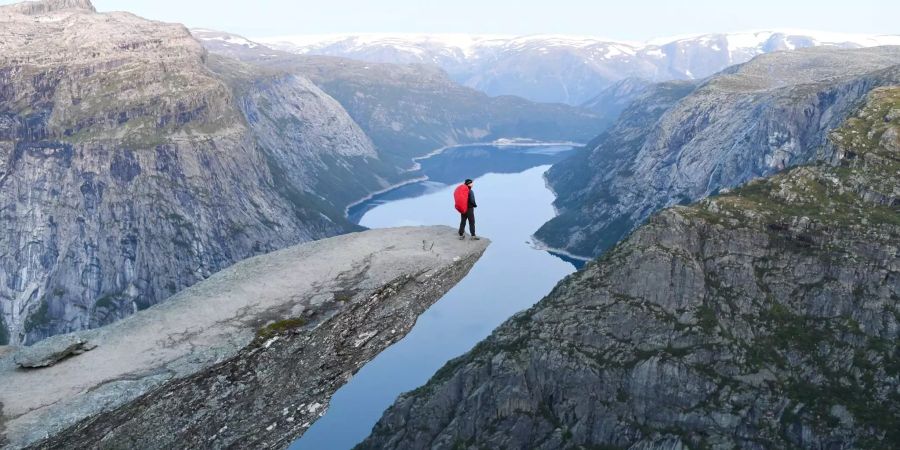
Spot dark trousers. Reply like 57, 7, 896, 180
458, 210, 475, 236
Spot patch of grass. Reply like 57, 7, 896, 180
256, 317, 307, 340
760, 303, 821, 354
333, 290, 356, 303
783, 378, 900, 447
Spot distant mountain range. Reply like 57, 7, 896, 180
255, 31, 900, 104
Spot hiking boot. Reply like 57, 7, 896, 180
470, 236, 481, 240
458, 235, 466, 240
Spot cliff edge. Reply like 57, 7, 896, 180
0, 226, 489, 449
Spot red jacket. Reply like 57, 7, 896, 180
453, 184, 470, 214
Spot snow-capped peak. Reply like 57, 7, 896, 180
195, 28, 900, 106
191, 29, 259, 49
255, 29, 900, 57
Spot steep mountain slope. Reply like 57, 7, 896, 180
258, 31, 900, 105
206, 56, 405, 213
536, 46, 900, 258
0, 0, 393, 344
194, 30, 604, 166
358, 85, 900, 450
580, 77, 654, 132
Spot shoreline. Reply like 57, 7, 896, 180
345, 139, 583, 218
542, 170, 562, 217
343, 141, 592, 263
343, 175, 430, 219
404, 139, 583, 172
529, 234, 592, 262
534, 168, 591, 262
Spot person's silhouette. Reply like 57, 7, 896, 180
453, 179, 479, 240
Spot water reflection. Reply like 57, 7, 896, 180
347, 144, 576, 223
292, 145, 578, 450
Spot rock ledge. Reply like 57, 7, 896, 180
0, 226, 488, 449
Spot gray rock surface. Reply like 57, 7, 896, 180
12, 334, 95, 368
0, 225, 489, 449
537, 46, 900, 258
0, 0, 404, 345
358, 88, 900, 450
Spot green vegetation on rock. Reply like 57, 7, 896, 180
358, 86, 900, 450
256, 317, 307, 341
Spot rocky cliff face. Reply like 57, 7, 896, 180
537, 46, 900, 258
0, 1, 395, 344
0, 226, 488, 449
194, 30, 604, 167
207, 55, 403, 215
358, 87, 900, 450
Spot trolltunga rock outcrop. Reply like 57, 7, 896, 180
0, 226, 488, 449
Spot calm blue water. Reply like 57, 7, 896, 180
292, 145, 578, 449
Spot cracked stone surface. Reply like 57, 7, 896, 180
0, 226, 489, 449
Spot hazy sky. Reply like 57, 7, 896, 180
4, 0, 899, 40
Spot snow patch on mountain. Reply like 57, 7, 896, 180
217, 29, 900, 105
192, 28, 260, 48
256, 30, 900, 59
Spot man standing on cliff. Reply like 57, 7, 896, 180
454, 179, 479, 240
